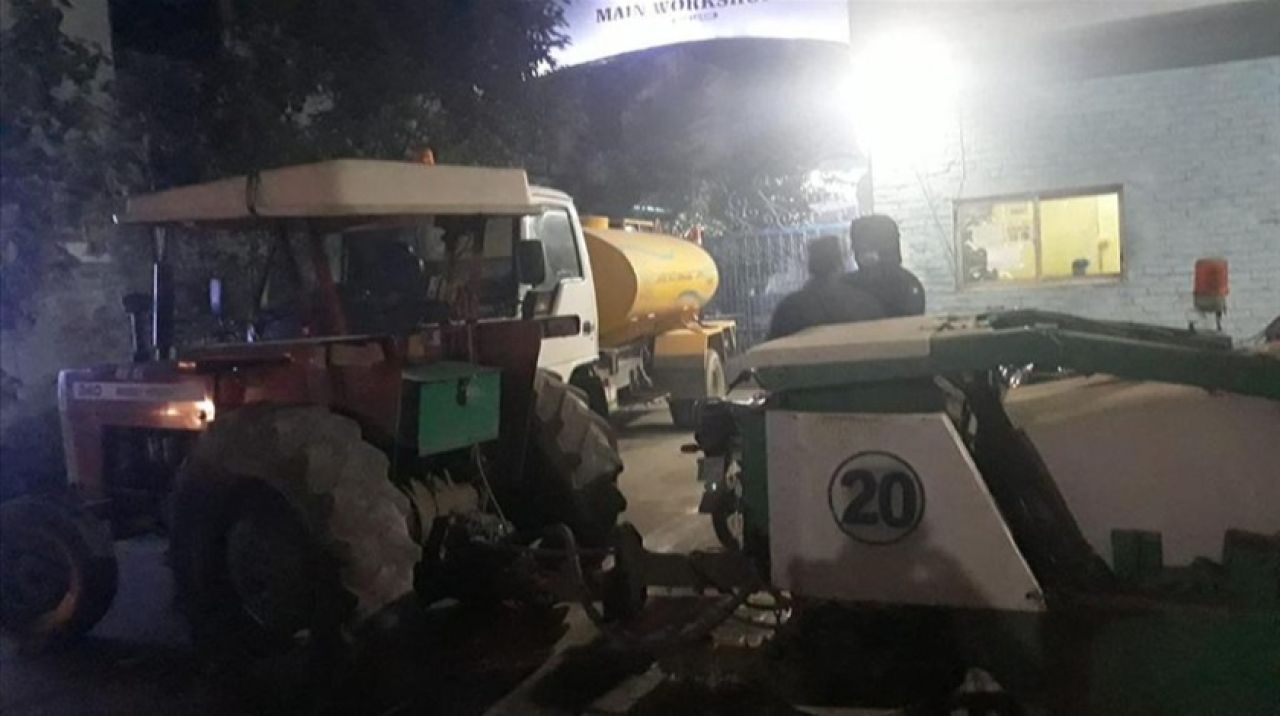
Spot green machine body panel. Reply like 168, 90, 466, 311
402, 362, 501, 456
751, 311, 1280, 400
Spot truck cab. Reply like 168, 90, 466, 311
526, 187, 736, 426
525, 187, 601, 381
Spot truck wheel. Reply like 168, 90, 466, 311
570, 366, 610, 419
0, 494, 118, 647
530, 370, 626, 548
170, 405, 420, 662
669, 350, 727, 430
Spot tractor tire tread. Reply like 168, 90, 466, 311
531, 371, 625, 546
174, 405, 420, 630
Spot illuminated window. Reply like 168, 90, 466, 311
956, 188, 1122, 285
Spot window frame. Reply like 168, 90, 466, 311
954, 184, 1125, 290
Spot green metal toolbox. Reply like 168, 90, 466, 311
402, 362, 501, 456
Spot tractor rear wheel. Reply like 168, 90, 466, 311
0, 494, 117, 647
529, 370, 626, 548
170, 405, 420, 663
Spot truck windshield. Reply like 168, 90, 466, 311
522, 209, 582, 286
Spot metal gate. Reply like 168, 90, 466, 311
704, 222, 852, 351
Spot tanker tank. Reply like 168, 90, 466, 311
583, 227, 720, 347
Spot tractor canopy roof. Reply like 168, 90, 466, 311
746, 310, 1280, 400
117, 160, 537, 225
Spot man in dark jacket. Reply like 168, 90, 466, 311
768, 235, 885, 340
844, 215, 926, 317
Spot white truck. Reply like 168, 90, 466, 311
524, 187, 736, 427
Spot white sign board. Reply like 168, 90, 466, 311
553, 0, 850, 67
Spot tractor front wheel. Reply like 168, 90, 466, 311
0, 494, 118, 647
170, 405, 420, 664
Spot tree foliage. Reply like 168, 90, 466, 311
0, 0, 141, 327
127, 0, 569, 182
542, 39, 859, 235
2, 0, 571, 323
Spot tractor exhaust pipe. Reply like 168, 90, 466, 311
151, 230, 174, 361
122, 292, 151, 363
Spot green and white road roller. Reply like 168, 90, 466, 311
687, 310, 1279, 713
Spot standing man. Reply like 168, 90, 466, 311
844, 215, 926, 317
768, 235, 885, 340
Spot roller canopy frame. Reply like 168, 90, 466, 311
748, 310, 1280, 401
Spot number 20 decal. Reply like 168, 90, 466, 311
827, 452, 925, 545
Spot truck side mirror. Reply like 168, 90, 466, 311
516, 239, 548, 286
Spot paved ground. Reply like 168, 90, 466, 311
0, 408, 720, 716
609, 408, 717, 554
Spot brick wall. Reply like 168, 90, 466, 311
874, 57, 1279, 339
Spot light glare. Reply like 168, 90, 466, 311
850, 29, 962, 162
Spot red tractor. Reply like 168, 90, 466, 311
0, 160, 626, 657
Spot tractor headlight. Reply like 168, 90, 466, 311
196, 398, 216, 423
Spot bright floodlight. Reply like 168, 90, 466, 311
850, 29, 961, 162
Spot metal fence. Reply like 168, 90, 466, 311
703, 221, 854, 351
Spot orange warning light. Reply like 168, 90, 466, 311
1193, 258, 1228, 314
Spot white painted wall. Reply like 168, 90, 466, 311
874, 57, 1280, 339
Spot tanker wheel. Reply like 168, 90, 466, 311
529, 370, 626, 549
170, 405, 421, 664
0, 494, 117, 647
669, 350, 727, 430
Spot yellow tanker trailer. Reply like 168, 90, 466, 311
579, 217, 736, 427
